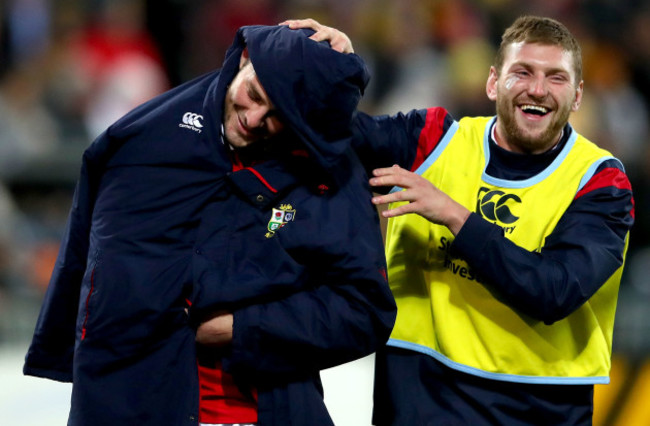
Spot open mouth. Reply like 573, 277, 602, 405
520, 104, 550, 117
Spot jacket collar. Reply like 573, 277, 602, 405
226, 158, 302, 210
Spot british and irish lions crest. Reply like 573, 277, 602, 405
265, 204, 296, 238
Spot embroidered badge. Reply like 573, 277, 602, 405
265, 204, 296, 238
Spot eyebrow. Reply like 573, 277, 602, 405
510, 61, 572, 77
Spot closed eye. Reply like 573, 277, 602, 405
549, 74, 570, 84
247, 86, 263, 103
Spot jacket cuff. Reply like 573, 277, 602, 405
223, 306, 261, 376
23, 364, 73, 383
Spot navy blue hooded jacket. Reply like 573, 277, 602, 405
24, 25, 396, 425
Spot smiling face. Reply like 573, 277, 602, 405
486, 41, 583, 154
223, 51, 285, 149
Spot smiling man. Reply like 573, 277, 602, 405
284, 14, 635, 425
222, 51, 285, 149
488, 29, 583, 155
361, 16, 634, 426
23, 25, 396, 426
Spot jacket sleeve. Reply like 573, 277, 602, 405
23, 133, 110, 382
351, 107, 454, 180
222, 181, 396, 379
451, 159, 635, 324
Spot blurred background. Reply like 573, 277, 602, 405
0, 0, 649, 424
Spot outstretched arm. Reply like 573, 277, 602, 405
280, 18, 354, 54
371, 161, 635, 325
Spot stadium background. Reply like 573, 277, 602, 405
1, 0, 649, 424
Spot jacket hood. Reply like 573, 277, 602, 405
221, 25, 370, 182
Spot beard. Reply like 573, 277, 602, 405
495, 95, 573, 153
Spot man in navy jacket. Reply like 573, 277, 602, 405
24, 25, 396, 425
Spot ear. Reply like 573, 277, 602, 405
239, 47, 250, 68
486, 66, 498, 101
572, 80, 584, 111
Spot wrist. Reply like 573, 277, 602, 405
445, 202, 471, 236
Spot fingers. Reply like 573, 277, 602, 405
279, 18, 322, 30
279, 18, 354, 53
370, 166, 416, 209
369, 167, 470, 232
372, 190, 424, 219
372, 164, 407, 177
379, 202, 417, 218
369, 164, 410, 189
369, 165, 435, 219
327, 35, 354, 54
371, 191, 408, 207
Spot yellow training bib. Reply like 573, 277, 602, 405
386, 115, 626, 384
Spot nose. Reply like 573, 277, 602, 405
245, 105, 270, 129
528, 74, 548, 98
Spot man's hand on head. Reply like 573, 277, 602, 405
280, 18, 354, 54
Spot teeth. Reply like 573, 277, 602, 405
521, 105, 549, 114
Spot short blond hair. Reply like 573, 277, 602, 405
494, 16, 582, 84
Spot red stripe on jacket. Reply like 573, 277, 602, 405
575, 166, 635, 218
411, 107, 449, 172
245, 167, 278, 193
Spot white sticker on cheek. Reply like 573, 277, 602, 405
504, 75, 519, 90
